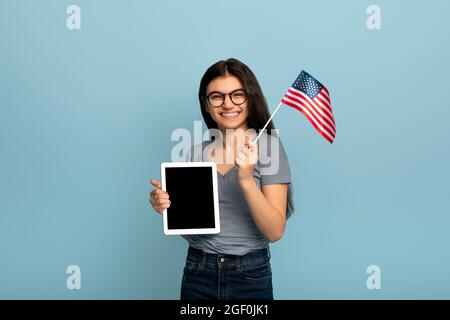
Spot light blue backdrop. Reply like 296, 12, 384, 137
1, 0, 449, 299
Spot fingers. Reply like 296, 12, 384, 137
235, 155, 245, 167
150, 179, 161, 189
155, 198, 171, 211
242, 146, 251, 158
149, 179, 170, 214
237, 140, 258, 164
150, 200, 171, 214
151, 195, 171, 206
247, 140, 257, 150
154, 192, 169, 200
156, 199, 171, 206
150, 189, 170, 201
150, 189, 169, 198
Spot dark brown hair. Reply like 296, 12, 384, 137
198, 58, 294, 218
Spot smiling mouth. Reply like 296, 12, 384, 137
220, 112, 241, 118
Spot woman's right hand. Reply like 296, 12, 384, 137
149, 179, 171, 215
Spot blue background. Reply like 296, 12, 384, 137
1, 0, 449, 299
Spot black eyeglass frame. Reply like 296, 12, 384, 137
205, 89, 248, 107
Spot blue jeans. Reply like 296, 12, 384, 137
180, 246, 273, 300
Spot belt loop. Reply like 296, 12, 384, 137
267, 246, 271, 260
236, 254, 242, 271
201, 251, 207, 266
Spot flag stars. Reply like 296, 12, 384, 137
291, 71, 323, 98
282, 70, 335, 144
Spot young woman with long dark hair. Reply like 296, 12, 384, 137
150, 58, 294, 300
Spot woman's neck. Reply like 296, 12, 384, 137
219, 125, 249, 150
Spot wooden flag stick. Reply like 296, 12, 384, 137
253, 102, 283, 143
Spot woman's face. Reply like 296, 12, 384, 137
205, 74, 249, 132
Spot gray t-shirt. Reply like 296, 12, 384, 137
184, 133, 291, 255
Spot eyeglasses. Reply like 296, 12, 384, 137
205, 89, 247, 108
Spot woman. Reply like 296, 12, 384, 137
149, 58, 294, 300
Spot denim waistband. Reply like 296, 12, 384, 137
187, 246, 271, 268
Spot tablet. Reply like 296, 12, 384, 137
160, 162, 220, 235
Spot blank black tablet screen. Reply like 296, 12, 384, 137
165, 167, 216, 229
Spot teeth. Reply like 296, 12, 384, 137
222, 112, 239, 117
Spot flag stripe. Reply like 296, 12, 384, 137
316, 93, 332, 111
285, 91, 336, 134
282, 97, 336, 141
289, 87, 333, 117
290, 87, 334, 119
282, 99, 334, 143
281, 70, 335, 143
282, 96, 335, 140
315, 94, 335, 123
286, 89, 336, 131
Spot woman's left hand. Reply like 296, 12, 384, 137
235, 137, 259, 183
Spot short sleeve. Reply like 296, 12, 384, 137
259, 137, 292, 186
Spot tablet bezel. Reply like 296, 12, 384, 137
160, 161, 220, 235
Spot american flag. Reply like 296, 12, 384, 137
281, 71, 336, 143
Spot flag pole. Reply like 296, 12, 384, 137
253, 102, 283, 143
